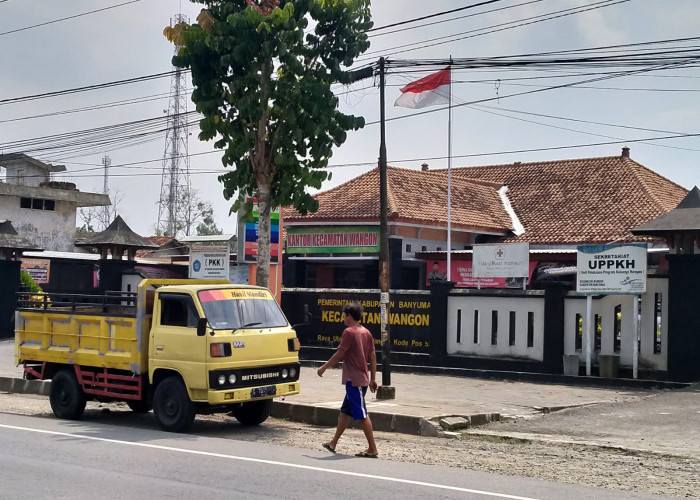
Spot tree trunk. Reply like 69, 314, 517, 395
255, 183, 271, 289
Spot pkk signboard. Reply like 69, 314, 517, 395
189, 245, 229, 280
576, 243, 647, 294
472, 243, 530, 278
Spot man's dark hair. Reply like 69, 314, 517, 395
433, 261, 439, 266
343, 302, 363, 321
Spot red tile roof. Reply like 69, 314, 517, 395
285, 166, 513, 233
284, 152, 688, 246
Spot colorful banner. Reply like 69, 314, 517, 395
243, 199, 279, 263
286, 226, 380, 254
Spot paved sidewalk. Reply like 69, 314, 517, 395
2, 339, 698, 458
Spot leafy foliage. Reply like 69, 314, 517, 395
164, 0, 372, 286
19, 268, 42, 293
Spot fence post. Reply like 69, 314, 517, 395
428, 280, 455, 363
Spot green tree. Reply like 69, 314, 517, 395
196, 202, 223, 235
164, 0, 372, 287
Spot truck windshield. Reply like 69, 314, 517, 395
197, 289, 288, 330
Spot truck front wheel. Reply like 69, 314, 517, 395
232, 399, 272, 426
50, 369, 86, 420
153, 377, 196, 432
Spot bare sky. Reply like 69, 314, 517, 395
1, 0, 698, 236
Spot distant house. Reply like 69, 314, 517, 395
283, 148, 688, 289
0, 153, 110, 252
135, 236, 188, 260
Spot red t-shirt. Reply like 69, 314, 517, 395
337, 324, 374, 387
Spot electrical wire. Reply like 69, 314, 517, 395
0, 0, 144, 37
368, 0, 505, 32
358, 0, 631, 62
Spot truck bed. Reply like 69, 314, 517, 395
15, 308, 148, 374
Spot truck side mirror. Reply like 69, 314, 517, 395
197, 317, 208, 337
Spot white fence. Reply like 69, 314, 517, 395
563, 277, 668, 371
444, 277, 669, 372
446, 291, 546, 361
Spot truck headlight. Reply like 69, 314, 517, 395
289, 366, 297, 378
281, 368, 289, 379
217, 375, 226, 386
228, 373, 237, 384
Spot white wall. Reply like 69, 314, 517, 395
446, 294, 546, 361
0, 196, 76, 251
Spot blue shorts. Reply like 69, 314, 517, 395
340, 381, 368, 420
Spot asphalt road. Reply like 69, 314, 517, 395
0, 412, 671, 500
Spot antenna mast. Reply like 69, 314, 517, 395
157, 14, 191, 237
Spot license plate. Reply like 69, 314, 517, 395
251, 385, 277, 398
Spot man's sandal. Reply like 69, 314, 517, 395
355, 451, 379, 458
322, 443, 336, 454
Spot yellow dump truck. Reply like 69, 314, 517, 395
15, 279, 301, 432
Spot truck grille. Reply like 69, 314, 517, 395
208, 363, 300, 390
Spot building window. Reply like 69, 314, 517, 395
20, 197, 55, 211
405, 244, 411, 252
653, 293, 662, 354
614, 305, 622, 353
575, 313, 583, 351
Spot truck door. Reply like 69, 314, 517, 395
152, 293, 207, 393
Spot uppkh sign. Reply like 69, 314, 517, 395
576, 243, 647, 294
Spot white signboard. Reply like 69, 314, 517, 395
472, 243, 530, 278
189, 244, 229, 280
576, 243, 647, 294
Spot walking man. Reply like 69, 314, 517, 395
317, 302, 378, 458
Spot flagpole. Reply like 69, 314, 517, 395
447, 63, 453, 281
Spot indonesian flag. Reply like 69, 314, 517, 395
394, 67, 451, 109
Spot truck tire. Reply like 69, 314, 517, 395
50, 369, 86, 420
233, 399, 272, 426
153, 377, 196, 432
126, 400, 152, 413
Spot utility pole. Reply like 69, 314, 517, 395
101, 154, 111, 229
376, 57, 395, 400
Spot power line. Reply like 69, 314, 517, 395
368, 0, 505, 32
0, 0, 144, 36
369, 0, 546, 38
47, 131, 700, 181
0, 71, 178, 105
0, 92, 171, 124
359, 0, 631, 62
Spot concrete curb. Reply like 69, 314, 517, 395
0, 376, 49, 396
270, 401, 441, 437
1, 375, 440, 436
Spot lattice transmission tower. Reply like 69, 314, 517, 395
157, 14, 192, 237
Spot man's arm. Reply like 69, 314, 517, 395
368, 348, 378, 393
317, 349, 345, 377
317, 331, 348, 377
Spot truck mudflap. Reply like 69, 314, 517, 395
207, 381, 300, 405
